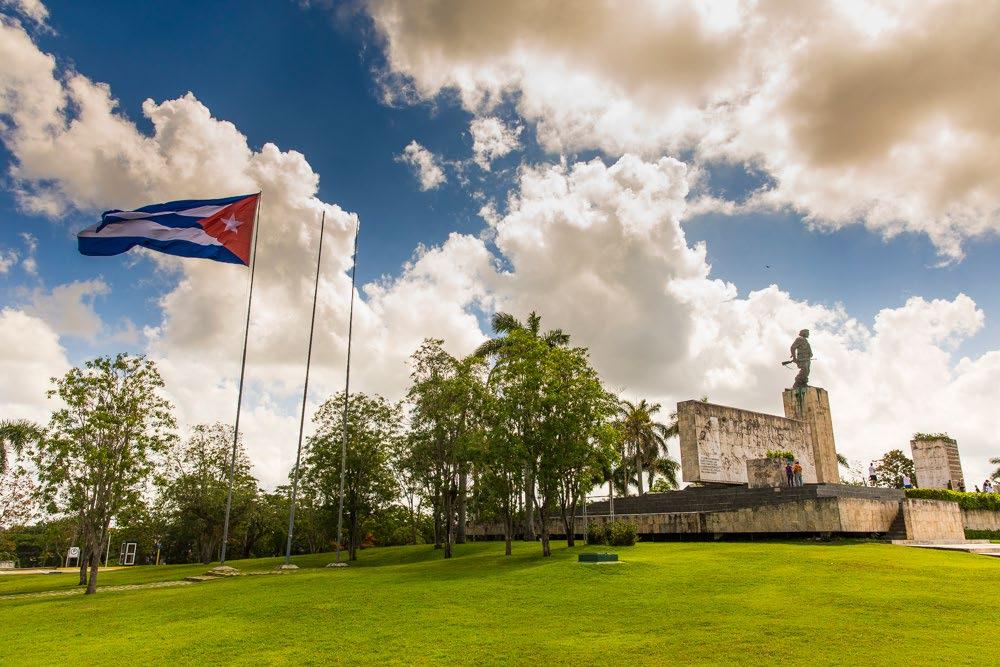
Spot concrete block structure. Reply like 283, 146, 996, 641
782, 386, 840, 484
910, 436, 965, 490
678, 400, 816, 485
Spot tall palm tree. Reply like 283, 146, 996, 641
617, 400, 677, 495
990, 457, 1000, 481
474, 311, 570, 359
0, 419, 43, 474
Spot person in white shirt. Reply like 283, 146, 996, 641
902, 474, 913, 489
868, 463, 878, 486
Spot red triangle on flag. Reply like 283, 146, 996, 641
199, 194, 259, 265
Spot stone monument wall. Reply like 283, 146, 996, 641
910, 437, 965, 490
782, 386, 840, 484
678, 400, 817, 485
901, 498, 966, 541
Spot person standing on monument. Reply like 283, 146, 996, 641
788, 329, 813, 389
793, 460, 803, 487
902, 474, 913, 489
868, 462, 878, 486
785, 461, 794, 487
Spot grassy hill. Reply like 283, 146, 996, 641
1, 540, 997, 664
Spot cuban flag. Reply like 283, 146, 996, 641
78, 193, 260, 266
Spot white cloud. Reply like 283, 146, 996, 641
0, 308, 69, 423
1, 0, 48, 28
23, 279, 109, 341
469, 116, 521, 170
366, 0, 1000, 259
0, 247, 17, 273
396, 139, 446, 190
18, 231, 37, 274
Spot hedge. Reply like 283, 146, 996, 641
965, 529, 1000, 541
904, 488, 1000, 512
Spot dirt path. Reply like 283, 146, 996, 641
0, 580, 193, 601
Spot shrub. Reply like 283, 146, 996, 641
911, 432, 956, 444
905, 488, 1000, 512
586, 522, 606, 545
764, 449, 794, 461
965, 529, 1000, 541
604, 520, 638, 546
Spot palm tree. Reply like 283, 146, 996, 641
617, 399, 678, 495
474, 311, 570, 358
990, 457, 1000, 481
0, 419, 43, 474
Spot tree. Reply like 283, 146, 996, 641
616, 399, 677, 495
33, 354, 177, 594
157, 423, 257, 564
475, 311, 569, 540
406, 340, 486, 558
0, 463, 37, 530
302, 391, 399, 561
0, 419, 43, 475
873, 449, 916, 488
990, 457, 1000, 481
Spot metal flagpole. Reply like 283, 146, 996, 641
283, 211, 326, 568
333, 218, 360, 565
220, 192, 262, 566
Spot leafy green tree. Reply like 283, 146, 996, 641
157, 423, 257, 564
617, 399, 677, 495
873, 449, 916, 488
406, 340, 486, 558
0, 419, 42, 475
302, 391, 400, 561
541, 345, 618, 547
33, 354, 177, 594
475, 311, 569, 539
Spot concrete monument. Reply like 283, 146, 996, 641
678, 400, 818, 485
910, 435, 965, 490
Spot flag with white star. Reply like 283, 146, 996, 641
78, 193, 260, 265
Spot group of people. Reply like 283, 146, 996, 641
865, 461, 997, 493
784, 460, 804, 487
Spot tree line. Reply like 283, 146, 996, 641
0, 311, 681, 592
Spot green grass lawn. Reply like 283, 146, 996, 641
1, 540, 996, 665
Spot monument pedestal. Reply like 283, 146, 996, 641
782, 386, 840, 484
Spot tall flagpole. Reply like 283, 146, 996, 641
333, 217, 360, 565
220, 192, 262, 566
283, 211, 325, 568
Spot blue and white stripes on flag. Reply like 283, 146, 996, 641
78, 193, 259, 266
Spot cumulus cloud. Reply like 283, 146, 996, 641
1, 0, 48, 28
0, 308, 69, 423
0, 247, 17, 273
366, 0, 1000, 259
469, 116, 521, 170
396, 140, 446, 190
23, 279, 109, 341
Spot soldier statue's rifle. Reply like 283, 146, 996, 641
781, 357, 815, 367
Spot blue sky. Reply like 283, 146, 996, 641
2, 1, 997, 486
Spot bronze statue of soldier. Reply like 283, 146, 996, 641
784, 329, 812, 389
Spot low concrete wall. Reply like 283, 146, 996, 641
836, 497, 901, 533
961, 508, 1000, 532
902, 499, 965, 541
467, 495, 907, 538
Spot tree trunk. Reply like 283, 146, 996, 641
77, 527, 91, 585
433, 490, 443, 549
636, 453, 644, 495
85, 546, 100, 595
608, 479, 615, 517
538, 504, 551, 557
524, 470, 537, 541
443, 484, 454, 559
456, 468, 468, 544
